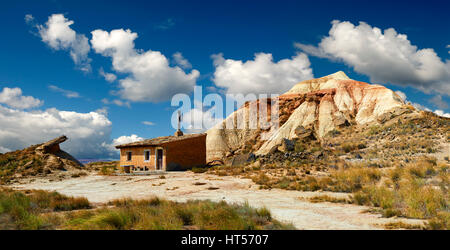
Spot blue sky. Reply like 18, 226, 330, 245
0, 0, 449, 159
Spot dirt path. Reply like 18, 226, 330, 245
8, 172, 424, 230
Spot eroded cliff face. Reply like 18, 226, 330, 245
206, 71, 414, 162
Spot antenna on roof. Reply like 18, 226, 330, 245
178, 110, 181, 130
175, 110, 184, 137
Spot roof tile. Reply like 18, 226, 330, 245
115, 133, 206, 148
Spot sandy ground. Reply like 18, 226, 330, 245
9, 172, 425, 230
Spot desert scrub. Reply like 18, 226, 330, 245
0, 188, 91, 229
0, 190, 294, 230
382, 221, 425, 230
426, 212, 450, 230
351, 157, 448, 222
99, 165, 117, 175
367, 125, 382, 135
85, 161, 118, 175
294, 164, 382, 192
209, 164, 246, 176
251, 173, 272, 188
290, 154, 449, 228
64, 198, 294, 230
330, 166, 381, 192
29, 190, 90, 211
305, 195, 352, 204
191, 167, 208, 173
341, 142, 366, 153
353, 179, 447, 220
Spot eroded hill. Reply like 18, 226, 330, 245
206, 71, 415, 162
0, 136, 84, 184
205, 72, 450, 229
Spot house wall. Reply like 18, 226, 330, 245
119, 146, 166, 171
165, 135, 206, 170
118, 134, 206, 171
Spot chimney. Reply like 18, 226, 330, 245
174, 110, 184, 137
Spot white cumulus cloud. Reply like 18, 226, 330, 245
99, 68, 117, 83
211, 52, 313, 95
0, 87, 43, 109
0, 104, 115, 158
0, 87, 142, 159
102, 134, 144, 154
36, 14, 91, 72
172, 52, 192, 69
393, 90, 449, 118
295, 20, 450, 95
112, 134, 143, 146
90, 28, 200, 102
0, 146, 11, 154
434, 109, 450, 118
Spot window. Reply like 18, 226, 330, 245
126, 151, 132, 161
144, 150, 150, 162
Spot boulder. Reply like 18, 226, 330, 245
278, 138, 295, 152
35, 135, 67, 155
294, 125, 314, 139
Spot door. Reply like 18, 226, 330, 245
156, 149, 163, 170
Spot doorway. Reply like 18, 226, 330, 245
156, 149, 163, 170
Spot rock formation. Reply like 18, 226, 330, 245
206, 71, 416, 162
0, 135, 83, 183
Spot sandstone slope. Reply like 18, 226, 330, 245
207, 71, 415, 161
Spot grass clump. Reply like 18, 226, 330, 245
306, 195, 351, 204
426, 212, 450, 230
1, 190, 294, 230
352, 163, 448, 220
65, 198, 293, 230
0, 188, 91, 229
191, 167, 209, 173
383, 221, 425, 230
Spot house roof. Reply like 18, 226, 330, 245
115, 133, 206, 149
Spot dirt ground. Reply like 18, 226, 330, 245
8, 172, 425, 230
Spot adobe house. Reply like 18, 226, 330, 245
115, 130, 206, 172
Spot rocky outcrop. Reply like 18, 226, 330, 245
0, 136, 83, 183
206, 71, 416, 161
35, 135, 67, 155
